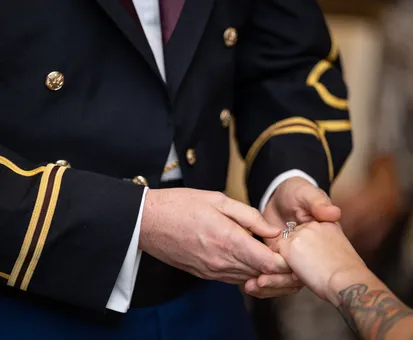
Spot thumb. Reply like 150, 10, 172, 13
300, 188, 341, 222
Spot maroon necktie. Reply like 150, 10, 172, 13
159, 0, 185, 44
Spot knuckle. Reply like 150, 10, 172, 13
205, 258, 225, 273
210, 192, 229, 209
290, 235, 302, 249
259, 261, 269, 273
213, 191, 227, 203
277, 275, 294, 288
259, 257, 274, 273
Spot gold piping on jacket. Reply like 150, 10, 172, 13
0, 156, 45, 177
306, 40, 349, 111
245, 117, 350, 183
21, 166, 67, 291
327, 39, 339, 63
0, 272, 9, 280
8, 164, 55, 288
316, 120, 351, 132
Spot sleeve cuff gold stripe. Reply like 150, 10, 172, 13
260, 116, 318, 130
0, 272, 10, 280
0, 156, 45, 177
318, 132, 333, 182
21, 166, 67, 291
316, 120, 351, 132
8, 164, 55, 287
245, 124, 319, 176
245, 117, 349, 184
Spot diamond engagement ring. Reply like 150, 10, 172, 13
282, 221, 297, 239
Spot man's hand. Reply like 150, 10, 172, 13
140, 188, 300, 286
263, 177, 341, 227
246, 177, 341, 298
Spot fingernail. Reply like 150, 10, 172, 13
292, 273, 299, 281
259, 279, 273, 288
247, 286, 257, 293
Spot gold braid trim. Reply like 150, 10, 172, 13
245, 117, 352, 182
306, 40, 349, 110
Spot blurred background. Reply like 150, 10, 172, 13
226, 0, 413, 339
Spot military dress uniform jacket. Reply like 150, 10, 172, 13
0, 0, 352, 312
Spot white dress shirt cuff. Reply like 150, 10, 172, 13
106, 186, 149, 313
259, 169, 319, 213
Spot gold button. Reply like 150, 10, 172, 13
223, 27, 238, 47
220, 109, 232, 128
132, 176, 149, 186
186, 149, 196, 165
46, 71, 64, 91
56, 160, 71, 168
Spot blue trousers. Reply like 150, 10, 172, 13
0, 281, 257, 340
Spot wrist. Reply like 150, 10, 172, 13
326, 263, 374, 307
139, 188, 157, 253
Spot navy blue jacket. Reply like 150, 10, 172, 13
0, 0, 352, 312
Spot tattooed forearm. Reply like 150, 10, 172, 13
338, 284, 413, 340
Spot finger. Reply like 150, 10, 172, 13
218, 197, 282, 238
262, 203, 285, 229
188, 259, 259, 283
245, 279, 302, 299
298, 187, 341, 222
270, 231, 292, 254
215, 215, 277, 275
219, 274, 258, 285
223, 264, 261, 279
235, 232, 292, 274
247, 286, 303, 299
256, 273, 304, 289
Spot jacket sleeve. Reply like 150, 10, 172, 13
235, 0, 352, 207
0, 145, 144, 311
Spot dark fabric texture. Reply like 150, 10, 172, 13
0, 144, 143, 312
235, 0, 352, 203
0, 0, 351, 327
0, 281, 257, 339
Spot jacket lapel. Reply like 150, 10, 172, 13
164, 0, 216, 101
96, 0, 163, 82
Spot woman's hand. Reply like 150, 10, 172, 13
245, 222, 366, 306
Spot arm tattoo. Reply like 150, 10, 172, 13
338, 284, 413, 340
